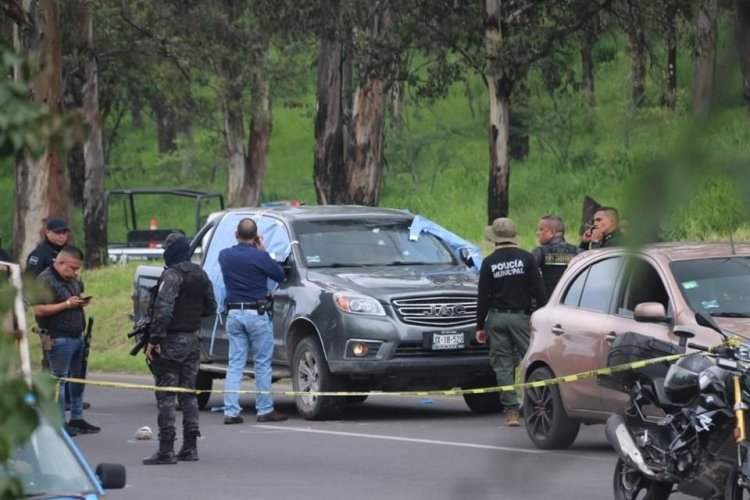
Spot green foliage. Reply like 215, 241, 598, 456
0, 278, 59, 500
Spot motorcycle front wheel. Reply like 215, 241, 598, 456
613, 458, 672, 500
726, 467, 750, 499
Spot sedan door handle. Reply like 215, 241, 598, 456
551, 325, 564, 335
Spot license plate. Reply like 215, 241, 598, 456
428, 331, 465, 350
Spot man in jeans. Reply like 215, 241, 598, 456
219, 218, 287, 424
32, 245, 100, 436
475, 218, 547, 427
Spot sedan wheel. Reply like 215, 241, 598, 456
292, 336, 343, 420
523, 366, 580, 449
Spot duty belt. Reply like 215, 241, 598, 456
34, 327, 82, 338
226, 302, 264, 310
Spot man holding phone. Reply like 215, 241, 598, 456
32, 245, 100, 436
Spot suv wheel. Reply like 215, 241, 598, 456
292, 336, 344, 420
523, 366, 580, 449
462, 375, 503, 413
196, 371, 213, 410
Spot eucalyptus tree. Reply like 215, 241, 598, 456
10, 0, 85, 262
737, 0, 750, 112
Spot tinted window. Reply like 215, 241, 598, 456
671, 257, 750, 317
293, 219, 455, 268
618, 258, 670, 316
563, 257, 622, 312
562, 268, 587, 307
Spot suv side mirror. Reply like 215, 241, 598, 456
634, 302, 668, 323
458, 248, 474, 268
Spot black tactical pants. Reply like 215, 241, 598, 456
152, 331, 200, 442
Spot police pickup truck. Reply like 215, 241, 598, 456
132, 205, 497, 420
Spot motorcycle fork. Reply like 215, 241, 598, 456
734, 374, 747, 444
733, 374, 750, 489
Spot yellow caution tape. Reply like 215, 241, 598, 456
56, 351, 689, 398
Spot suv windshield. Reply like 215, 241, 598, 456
671, 257, 750, 317
294, 218, 455, 268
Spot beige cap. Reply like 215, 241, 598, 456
484, 217, 519, 245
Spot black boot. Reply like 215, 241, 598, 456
143, 439, 177, 465
177, 431, 199, 462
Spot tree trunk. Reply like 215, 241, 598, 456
341, 6, 389, 206
77, 3, 108, 267
243, 42, 272, 207
153, 95, 179, 154
13, 0, 70, 261
693, 0, 717, 116
313, 21, 346, 205
664, 8, 678, 109
626, 1, 647, 108
484, 0, 512, 223
221, 90, 246, 207
736, 0, 750, 112
580, 29, 596, 126
344, 78, 387, 205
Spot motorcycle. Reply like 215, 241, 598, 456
602, 311, 750, 499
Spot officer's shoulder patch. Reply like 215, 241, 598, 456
28, 256, 39, 266
544, 253, 574, 266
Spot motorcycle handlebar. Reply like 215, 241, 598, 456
687, 342, 710, 352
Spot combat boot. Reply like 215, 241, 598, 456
142, 439, 177, 465
177, 431, 199, 462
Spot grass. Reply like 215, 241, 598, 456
5, 28, 750, 372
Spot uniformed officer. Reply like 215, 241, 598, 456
25, 217, 70, 277
143, 233, 217, 465
475, 218, 547, 427
531, 215, 582, 297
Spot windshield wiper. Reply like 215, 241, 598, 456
709, 311, 750, 318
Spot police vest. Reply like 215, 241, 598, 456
538, 245, 578, 295
168, 262, 209, 333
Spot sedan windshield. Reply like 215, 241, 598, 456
671, 257, 750, 317
2, 420, 98, 496
293, 218, 455, 268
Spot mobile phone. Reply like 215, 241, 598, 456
81, 295, 93, 301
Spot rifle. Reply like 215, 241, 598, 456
127, 317, 152, 356
80, 317, 93, 391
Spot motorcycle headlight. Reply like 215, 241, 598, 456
699, 365, 725, 392
333, 292, 386, 316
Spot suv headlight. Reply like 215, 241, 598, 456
333, 292, 385, 316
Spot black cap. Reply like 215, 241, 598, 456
46, 217, 69, 232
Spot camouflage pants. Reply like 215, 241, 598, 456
152, 332, 200, 442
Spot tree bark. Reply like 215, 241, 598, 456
626, 1, 647, 108
313, 19, 346, 205
13, 0, 70, 261
221, 89, 246, 207
693, 0, 717, 116
153, 95, 179, 154
736, 0, 750, 112
341, 5, 389, 206
664, 6, 678, 109
580, 25, 596, 126
484, 0, 512, 223
243, 42, 272, 207
77, 2, 108, 267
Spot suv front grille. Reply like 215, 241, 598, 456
391, 295, 477, 328
394, 342, 489, 357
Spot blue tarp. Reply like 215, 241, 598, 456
202, 212, 292, 315
408, 215, 483, 273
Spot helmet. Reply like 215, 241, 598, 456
664, 354, 713, 403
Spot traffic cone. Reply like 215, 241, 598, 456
149, 218, 159, 248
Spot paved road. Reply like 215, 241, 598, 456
74, 373, 693, 500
